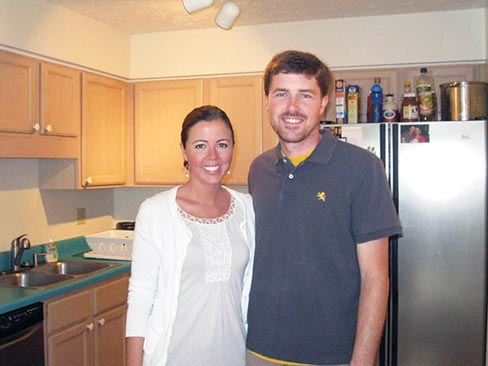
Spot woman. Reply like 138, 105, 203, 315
409, 126, 426, 143
126, 105, 255, 366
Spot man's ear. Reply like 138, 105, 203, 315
320, 95, 329, 115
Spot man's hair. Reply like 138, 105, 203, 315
263, 50, 331, 97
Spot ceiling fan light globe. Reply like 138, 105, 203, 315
215, 1, 240, 30
182, 0, 214, 14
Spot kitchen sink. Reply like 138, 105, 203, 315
29, 261, 114, 275
0, 272, 74, 289
0, 260, 119, 289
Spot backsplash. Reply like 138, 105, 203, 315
0, 159, 168, 252
0, 159, 245, 252
0, 159, 114, 251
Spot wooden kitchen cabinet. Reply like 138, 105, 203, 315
93, 306, 127, 366
0, 50, 79, 158
261, 106, 277, 152
41, 62, 81, 138
0, 50, 39, 134
81, 73, 129, 188
46, 290, 93, 366
39, 73, 131, 189
203, 75, 263, 185
134, 79, 204, 185
134, 75, 266, 186
45, 275, 129, 366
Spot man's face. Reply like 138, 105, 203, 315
265, 72, 328, 148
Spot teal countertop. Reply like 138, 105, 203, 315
0, 236, 131, 314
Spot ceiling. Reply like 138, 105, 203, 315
45, 0, 487, 34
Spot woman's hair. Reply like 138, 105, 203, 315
181, 105, 235, 148
263, 50, 332, 98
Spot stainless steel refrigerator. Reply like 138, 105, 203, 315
323, 120, 487, 366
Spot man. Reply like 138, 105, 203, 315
247, 50, 402, 366
401, 125, 415, 143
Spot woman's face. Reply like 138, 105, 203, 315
181, 118, 234, 186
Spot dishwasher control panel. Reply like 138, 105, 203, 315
0, 302, 43, 339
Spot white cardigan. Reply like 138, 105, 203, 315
126, 186, 255, 366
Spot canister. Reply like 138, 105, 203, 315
439, 81, 488, 121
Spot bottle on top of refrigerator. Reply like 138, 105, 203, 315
416, 68, 435, 121
400, 81, 419, 122
369, 82, 383, 123
367, 77, 381, 122
382, 94, 399, 122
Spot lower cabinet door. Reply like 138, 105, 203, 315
94, 305, 127, 366
47, 322, 93, 366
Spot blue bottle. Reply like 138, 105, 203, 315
370, 83, 383, 123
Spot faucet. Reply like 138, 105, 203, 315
34, 252, 49, 267
11, 233, 31, 271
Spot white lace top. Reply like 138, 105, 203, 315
166, 197, 249, 366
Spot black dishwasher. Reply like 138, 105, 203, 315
0, 302, 44, 366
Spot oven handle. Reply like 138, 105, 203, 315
0, 323, 42, 350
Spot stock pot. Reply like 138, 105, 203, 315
439, 81, 488, 121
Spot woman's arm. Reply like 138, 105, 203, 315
126, 336, 144, 366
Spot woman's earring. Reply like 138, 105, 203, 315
227, 170, 231, 175
184, 161, 190, 178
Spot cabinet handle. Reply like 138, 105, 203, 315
42, 124, 53, 134
32, 123, 40, 132
98, 318, 105, 326
83, 177, 93, 187
86, 323, 95, 331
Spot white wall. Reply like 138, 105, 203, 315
112, 186, 249, 220
131, 9, 486, 79
0, 0, 131, 77
113, 187, 166, 222
0, 159, 114, 252
0, 2, 484, 79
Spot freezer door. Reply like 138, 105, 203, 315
394, 121, 487, 366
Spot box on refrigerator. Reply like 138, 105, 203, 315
335, 79, 347, 124
347, 85, 360, 123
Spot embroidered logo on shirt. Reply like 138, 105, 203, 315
316, 191, 326, 202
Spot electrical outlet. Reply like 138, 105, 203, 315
76, 208, 86, 225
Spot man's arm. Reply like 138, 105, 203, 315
350, 237, 389, 366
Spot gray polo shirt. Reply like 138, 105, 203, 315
247, 129, 402, 365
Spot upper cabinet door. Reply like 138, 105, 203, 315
41, 62, 81, 137
204, 76, 263, 185
0, 51, 79, 158
82, 73, 129, 187
0, 50, 40, 134
134, 79, 204, 185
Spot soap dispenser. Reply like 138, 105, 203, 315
44, 237, 59, 263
